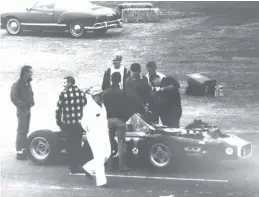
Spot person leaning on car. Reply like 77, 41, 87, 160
10, 65, 35, 160
103, 72, 136, 172
55, 76, 91, 176
124, 63, 153, 115
102, 52, 129, 91
150, 75, 182, 128
145, 61, 166, 123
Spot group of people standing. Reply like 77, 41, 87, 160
10, 52, 182, 188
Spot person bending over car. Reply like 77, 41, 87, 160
145, 61, 166, 123
150, 75, 182, 128
10, 65, 35, 160
55, 76, 91, 178
124, 63, 153, 115
102, 52, 129, 91
103, 72, 136, 172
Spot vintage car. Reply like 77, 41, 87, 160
26, 92, 252, 171
0, 0, 122, 38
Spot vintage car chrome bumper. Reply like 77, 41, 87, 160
84, 19, 123, 30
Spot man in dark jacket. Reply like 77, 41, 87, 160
151, 75, 182, 128
103, 72, 136, 171
10, 65, 35, 160
102, 52, 128, 91
124, 63, 153, 116
55, 76, 91, 178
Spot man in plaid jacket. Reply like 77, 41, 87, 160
56, 76, 90, 175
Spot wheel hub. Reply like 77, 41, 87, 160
10, 22, 18, 30
150, 143, 171, 167
157, 150, 165, 159
30, 137, 50, 160
74, 25, 81, 32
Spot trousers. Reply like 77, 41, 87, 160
107, 118, 127, 169
16, 108, 31, 152
63, 123, 83, 171
160, 106, 182, 128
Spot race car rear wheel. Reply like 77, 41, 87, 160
6, 18, 21, 35
69, 22, 84, 38
27, 130, 62, 165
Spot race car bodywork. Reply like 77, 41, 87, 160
27, 112, 252, 170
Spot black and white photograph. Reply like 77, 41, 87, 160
0, 0, 259, 196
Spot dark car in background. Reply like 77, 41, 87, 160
0, 0, 122, 38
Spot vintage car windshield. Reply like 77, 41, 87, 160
32, 1, 54, 9
127, 114, 155, 132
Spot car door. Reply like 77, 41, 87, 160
24, 1, 55, 24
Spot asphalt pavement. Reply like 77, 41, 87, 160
1, 133, 259, 197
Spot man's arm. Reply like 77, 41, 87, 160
81, 91, 87, 106
160, 77, 180, 91
102, 69, 110, 91
55, 93, 64, 128
10, 82, 27, 109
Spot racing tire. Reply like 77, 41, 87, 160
6, 18, 22, 35
147, 138, 175, 171
93, 28, 107, 36
27, 130, 62, 165
69, 22, 84, 38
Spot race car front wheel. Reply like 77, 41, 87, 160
6, 18, 22, 35
27, 130, 62, 165
148, 139, 173, 171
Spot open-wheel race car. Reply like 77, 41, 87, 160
26, 93, 252, 171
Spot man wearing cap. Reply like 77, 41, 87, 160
55, 76, 91, 176
102, 52, 128, 91
150, 75, 182, 128
82, 87, 111, 187
10, 65, 34, 160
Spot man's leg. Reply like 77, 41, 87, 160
16, 109, 30, 160
64, 125, 77, 172
107, 119, 116, 170
115, 119, 129, 171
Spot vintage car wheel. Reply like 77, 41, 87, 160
6, 18, 21, 35
148, 139, 172, 170
93, 28, 107, 36
69, 22, 84, 38
27, 130, 62, 165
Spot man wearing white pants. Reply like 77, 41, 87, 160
81, 87, 111, 187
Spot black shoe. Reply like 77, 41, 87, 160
16, 153, 28, 161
